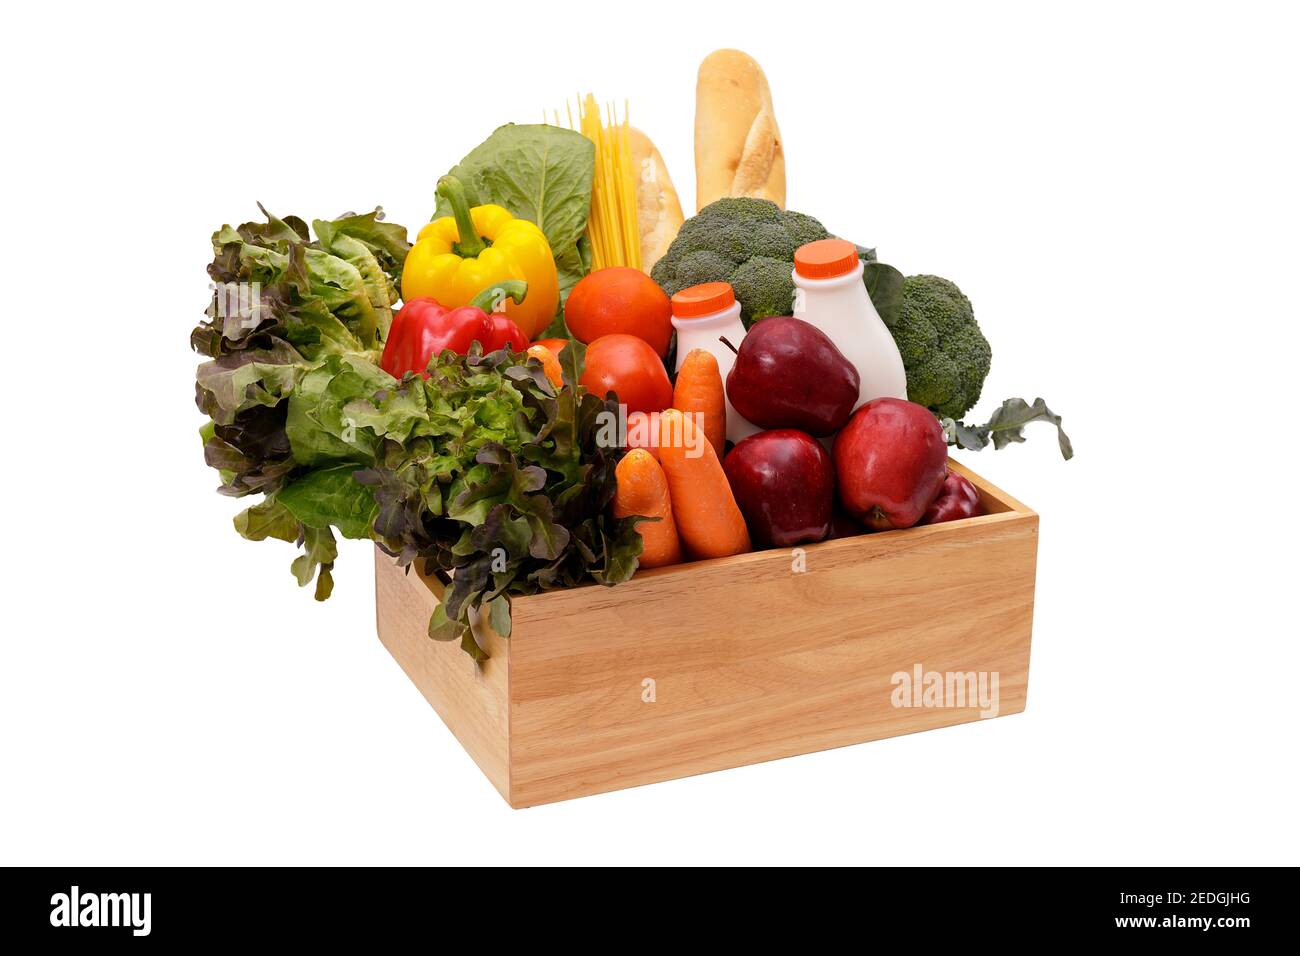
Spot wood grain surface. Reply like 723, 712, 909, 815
374, 461, 1038, 807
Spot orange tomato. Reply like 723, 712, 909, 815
532, 337, 571, 356
564, 267, 673, 358
526, 344, 564, 388
580, 334, 673, 415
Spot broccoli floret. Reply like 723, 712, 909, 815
745, 222, 805, 261
652, 198, 829, 327
661, 250, 736, 295
780, 210, 831, 250
893, 275, 992, 419
729, 256, 796, 323
702, 196, 784, 224
652, 202, 992, 419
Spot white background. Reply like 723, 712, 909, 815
3, 0, 1297, 865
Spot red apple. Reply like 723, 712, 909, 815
920, 472, 983, 525
723, 429, 834, 548
833, 398, 949, 530
726, 317, 860, 436
826, 510, 869, 540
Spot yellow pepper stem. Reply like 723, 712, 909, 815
469, 280, 528, 313
436, 175, 487, 258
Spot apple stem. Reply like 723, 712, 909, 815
718, 335, 739, 356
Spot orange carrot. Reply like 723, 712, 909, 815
656, 409, 751, 559
672, 349, 726, 456
625, 410, 661, 459
527, 344, 564, 388
612, 449, 682, 569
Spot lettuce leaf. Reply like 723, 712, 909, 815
355, 344, 642, 650
285, 355, 402, 466
194, 206, 410, 586
194, 206, 646, 656
278, 465, 379, 541
196, 204, 408, 360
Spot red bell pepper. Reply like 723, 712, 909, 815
380, 280, 530, 378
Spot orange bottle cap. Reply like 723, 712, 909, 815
671, 282, 735, 319
794, 238, 860, 280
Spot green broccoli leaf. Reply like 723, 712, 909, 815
943, 397, 1074, 460
863, 262, 905, 328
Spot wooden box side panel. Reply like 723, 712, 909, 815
948, 458, 1030, 516
374, 551, 511, 802
506, 511, 1038, 807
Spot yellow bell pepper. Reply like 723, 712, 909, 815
401, 176, 559, 341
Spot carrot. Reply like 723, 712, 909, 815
624, 410, 661, 459
656, 408, 751, 559
526, 344, 564, 388
612, 449, 682, 569
672, 349, 726, 456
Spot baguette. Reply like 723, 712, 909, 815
694, 49, 786, 211
626, 126, 684, 272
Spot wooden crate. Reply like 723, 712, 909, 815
374, 460, 1038, 808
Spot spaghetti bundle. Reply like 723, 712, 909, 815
559, 96, 642, 272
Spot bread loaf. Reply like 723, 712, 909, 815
627, 126, 684, 272
694, 49, 786, 211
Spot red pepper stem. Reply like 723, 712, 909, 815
469, 280, 528, 314
436, 175, 487, 258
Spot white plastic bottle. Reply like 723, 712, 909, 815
669, 282, 761, 446
792, 238, 907, 409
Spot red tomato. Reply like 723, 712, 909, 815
564, 267, 673, 358
580, 334, 673, 415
